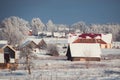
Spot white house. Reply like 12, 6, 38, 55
66, 43, 102, 61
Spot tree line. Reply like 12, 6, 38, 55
0, 16, 120, 46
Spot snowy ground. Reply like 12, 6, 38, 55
0, 49, 120, 80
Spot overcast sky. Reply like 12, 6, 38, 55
0, 0, 120, 24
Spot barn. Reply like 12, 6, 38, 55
66, 43, 102, 61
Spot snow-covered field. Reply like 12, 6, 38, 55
0, 49, 120, 80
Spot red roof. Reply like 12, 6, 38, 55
79, 33, 101, 38
73, 38, 107, 44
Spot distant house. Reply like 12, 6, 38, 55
54, 32, 66, 38
69, 33, 112, 49
0, 41, 17, 69
26, 39, 47, 49
112, 42, 120, 49
66, 43, 101, 61
101, 33, 112, 48
28, 30, 33, 36
20, 39, 47, 54
20, 40, 39, 53
37, 39, 47, 49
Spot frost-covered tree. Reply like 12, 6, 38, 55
0, 16, 29, 45
46, 20, 56, 36
31, 18, 45, 35
87, 23, 120, 41
72, 21, 86, 33
57, 24, 68, 32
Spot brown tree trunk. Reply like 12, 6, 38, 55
26, 55, 31, 75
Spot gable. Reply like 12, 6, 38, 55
38, 39, 47, 47
102, 34, 112, 43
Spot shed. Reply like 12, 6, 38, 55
0, 44, 17, 69
66, 43, 101, 61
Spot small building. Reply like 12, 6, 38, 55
20, 39, 47, 54
20, 40, 38, 53
0, 43, 17, 69
54, 32, 66, 38
37, 39, 47, 49
66, 43, 101, 61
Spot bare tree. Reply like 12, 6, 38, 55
20, 46, 35, 75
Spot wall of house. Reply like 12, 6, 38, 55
106, 44, 112, 49
0, 54, 4, 63
100, 44, 106, 49
100, 44, 112, 49
0, 49, 3, 53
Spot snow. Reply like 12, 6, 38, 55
0, 49, 120, 80
0, 40, 7, 44
0, 38, 120, 80
101, 49, 120, 55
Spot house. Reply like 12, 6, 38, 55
0, 41, 17, 69
112, 42, 120, 49
66, 43, 101, 61
71, 33, 112, 49
21, 39, 48, 54
54, 32, 66, 38
20, 40, 39, 53
28, 30, 33, 36
37, 39, 47, 49
26, 38, 47, 49
101, 33, 112, 48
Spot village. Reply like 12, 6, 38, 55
0, 30, 120, 80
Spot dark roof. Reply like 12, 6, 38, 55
20, 40, 37, 48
